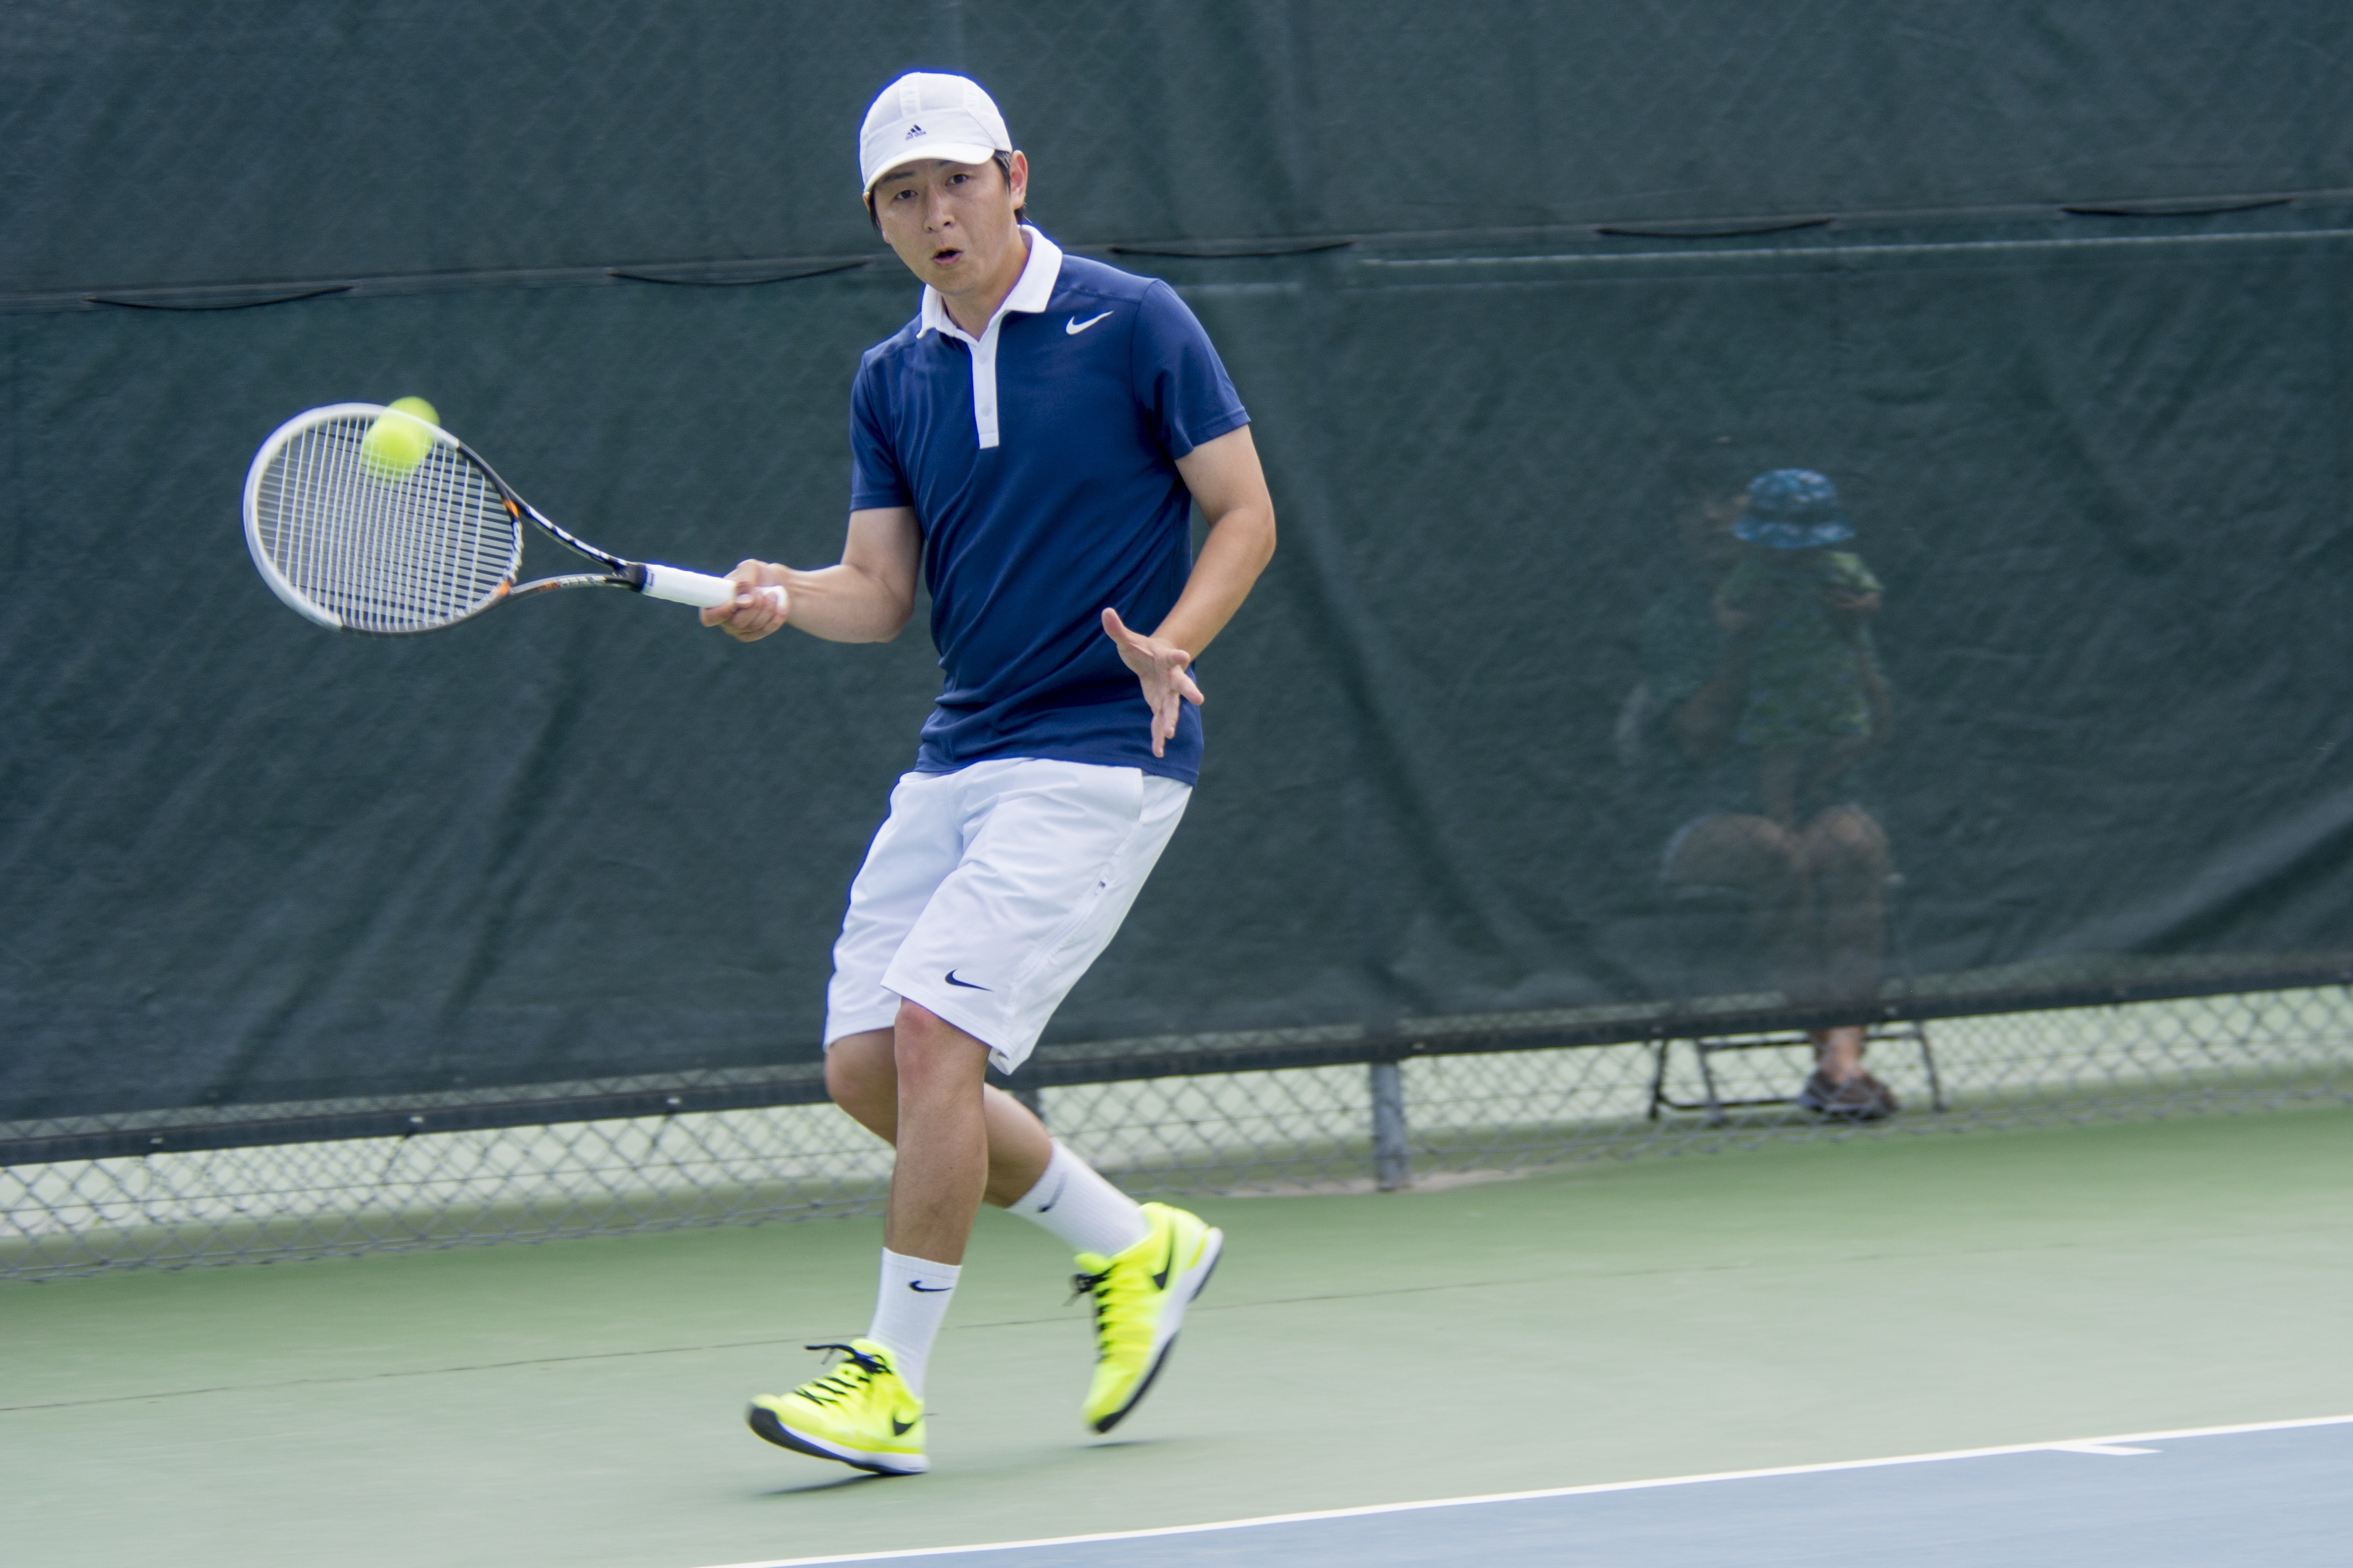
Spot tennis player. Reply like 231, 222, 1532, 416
706, 73, 1276, 1476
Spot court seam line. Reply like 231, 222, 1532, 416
694, 1414, 2353, 1568
11, 1220, 2342, 1413
0, 1263, 1935, 1411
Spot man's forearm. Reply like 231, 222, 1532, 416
1149, 504, 1276, 657
725, 505, 921, 645
769, 560, 915, 644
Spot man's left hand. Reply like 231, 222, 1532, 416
1101, 608, 1203, 759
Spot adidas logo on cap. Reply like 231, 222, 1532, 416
860, 73, 1012, 193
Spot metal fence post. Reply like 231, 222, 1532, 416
1370, 1059, 1409, 1190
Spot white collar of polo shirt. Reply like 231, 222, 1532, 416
918, 224, 1063, 450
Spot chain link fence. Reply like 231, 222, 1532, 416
7, 986, 2347, 1282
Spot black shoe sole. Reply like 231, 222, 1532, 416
745, 1403, 918, 1477
1092, 1236, 1223, 1435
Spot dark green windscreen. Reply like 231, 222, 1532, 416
5, 4, 2352, 1120
10, 3, 2351, 292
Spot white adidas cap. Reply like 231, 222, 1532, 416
859, 73, 1013, 194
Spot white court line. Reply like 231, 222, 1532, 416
697, 1413, 2353, 1568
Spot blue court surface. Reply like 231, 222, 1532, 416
711, 1417, 2350, 1567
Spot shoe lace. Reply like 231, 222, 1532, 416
1066, 1268, 1108, 1310
1068, 1265, 1150, 1354
796, 1342, 888, 1407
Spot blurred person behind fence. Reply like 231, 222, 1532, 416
1711, 469, 1893, 831
1625, 452, 1900, 1118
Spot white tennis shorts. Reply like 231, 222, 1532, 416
824, 757, 1192, 1073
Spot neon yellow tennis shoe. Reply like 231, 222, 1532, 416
1074, 1201, 1223, 1433
745, 1339, 927, 1476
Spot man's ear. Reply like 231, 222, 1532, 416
1006, 150, 1029, 209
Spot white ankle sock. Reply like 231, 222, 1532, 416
1006, 1141, 1151, 1259
867, 1249, 959, 1398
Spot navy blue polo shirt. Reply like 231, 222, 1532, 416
848, 229, 1249, 786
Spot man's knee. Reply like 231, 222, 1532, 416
892, 1001, 992, 1098
1807, 806, 1892, 884
825, 1029, 898, 1132
1668, 813, 1804, 899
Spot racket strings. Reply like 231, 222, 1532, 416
253, 416, 521, 633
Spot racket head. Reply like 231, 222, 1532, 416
242, 404, 525, 634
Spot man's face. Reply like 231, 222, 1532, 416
869, 154, 1029, 296
1677, 493, 1745, 573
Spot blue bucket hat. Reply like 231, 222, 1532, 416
1734, 469, 1853, 549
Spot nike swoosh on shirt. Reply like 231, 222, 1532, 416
1065, 311, 1113, 335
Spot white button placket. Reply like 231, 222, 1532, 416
970, 319, 1002, 449
918, 227, 1061, 454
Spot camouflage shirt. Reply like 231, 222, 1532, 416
1717, 547, 1884, 746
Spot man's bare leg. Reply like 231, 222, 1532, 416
830, 1000, 1212, 1436
1799, 807, 1895, 1108
1809, 1025, 1867, 1082
882, 1003, 997, 1263
816, 1002, 1152, 1402
780, 1002, 1021, 1409
1663, 812, 1810, 987
830, 1015, 1149, 1257
1802, 806, 1890, 1009
827, 1017, 1054, 1215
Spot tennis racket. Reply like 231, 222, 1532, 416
242, 403, 777, 634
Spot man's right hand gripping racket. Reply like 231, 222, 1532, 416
242, 403, 779, 634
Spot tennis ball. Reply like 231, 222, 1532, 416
360, 396, 441, 482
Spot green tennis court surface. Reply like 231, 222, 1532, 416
6, 1107, 2348, 1567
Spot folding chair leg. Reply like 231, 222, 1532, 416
1695, 1040, 1728, 1127
1917, 1022, 1948, 1113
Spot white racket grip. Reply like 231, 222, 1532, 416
640, 563, 785, 614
